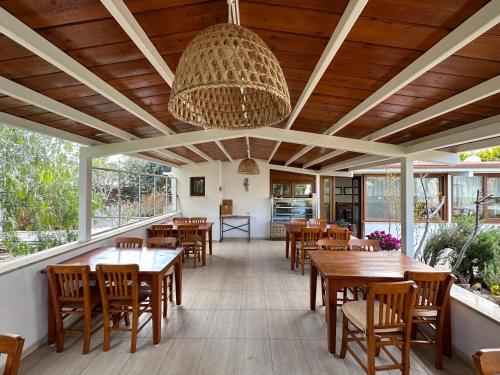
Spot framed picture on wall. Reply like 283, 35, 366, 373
190, 177, 205, 196
335, 187, 342, 195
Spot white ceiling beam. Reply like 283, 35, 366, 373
323, 0, 500, 136
0, 76, 196, 165
99, 0, 174, 86
285, 145, 314, 166
270, 163, 353, 177
270, 0, 368, 164
86, 127, 408, 159
215, 140, 234, 162
186, 145, 216, 164
303, 74, 500, 168
0, 6, 173, 136
444, 137, 500, 153
365, 75, 500, 141
0, 112, 180, 168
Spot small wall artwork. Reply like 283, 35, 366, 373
190, 176, 205, 196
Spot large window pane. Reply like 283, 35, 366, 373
140, 175, 155, 218
92, 168, 120, 233
452, 176, 483, 218
486, 177, 500, 219
120, 172, 140, 225
167, 177, 176, 212
414, 176, 443, 219
365, 176, 400, 220
154, 176, 167, 215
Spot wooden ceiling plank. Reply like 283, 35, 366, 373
323, 1, 500, 136
0, 6, 174, 136
268, 0, 367, 164
186, 145, 216, 164
215, 140, 234, 162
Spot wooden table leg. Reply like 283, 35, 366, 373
310, 263, 318, 311
290, 233, 296, 271
285, 230, 290, 258
201, 230, 207, 266
151, 273, 162, 345
174, 257, 182, 305
326, 278, 339, 355
47, 282, 56, 345
209, 226, 213, 255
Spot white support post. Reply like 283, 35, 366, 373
78, 150, 92, 242
315, 174, 321, 219
400, 158, 414, 258
447, 174, 452, 224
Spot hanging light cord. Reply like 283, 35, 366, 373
227, 0, 240, 25
246, 136, 251, 159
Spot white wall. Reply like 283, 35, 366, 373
174, 160, 271, 240
0, 217, 170, 354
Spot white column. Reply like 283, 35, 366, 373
446, 174, 452, 223
400, 157, 414, 257
315, 174, 321, 218
78, 149, 92, 242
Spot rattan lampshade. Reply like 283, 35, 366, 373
238, 158, 260, 174
168, 23, 291, 129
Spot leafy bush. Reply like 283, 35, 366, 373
483, 243, 500, 292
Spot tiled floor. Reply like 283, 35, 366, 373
20, 240, 475, 374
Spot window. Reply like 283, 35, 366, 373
91, 156, 176, 234
364, 174, 445, 221
485, 176, 500, 221
452, 176, 484, 218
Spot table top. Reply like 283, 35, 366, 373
48, 247, 182, 274
284, 223, 335, 233
153, 222, 214, 230
309, 251, 435, 279
220, 215, 250, 219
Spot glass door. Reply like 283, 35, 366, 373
334, 176, 361, 237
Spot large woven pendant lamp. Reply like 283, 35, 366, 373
168, 0, 291, 129
238, 137, 260, 174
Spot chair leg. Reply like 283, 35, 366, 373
55, 319, 64, 353
163, 275, 168, 318
124, 308, 130, 326
103, 311, 111, 352
301, 249, 305, 275
168, 274, 174, 302
130, 310, 138, 353
82, 309, 92, 354
402, 336, 412, 375
366, 335, 376, 375
434, 327, 443, 369
340, 315, 348, 358
193, 248, 197, 269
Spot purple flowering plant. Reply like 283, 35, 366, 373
367, 230, 401, 251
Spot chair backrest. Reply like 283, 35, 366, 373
473, 349, 500, 375
0, 333, 24, 375
173, 217, 190, 224
366, 281, 417, 334
189, 217, 207, 224
317, 239, 348, 251
348, 239, 381, 251
178, 224, 199, 244
327, 227, 350, 240
151, 224, 173, 237
96, 264, 139, 305
147, 236, 177, 249
404, 271, 456, 312
115, 237, 143, 248
308, 218, 326, 226
300, 227, 322, 248
46, 265, 92, 308
290, 218, 308, 224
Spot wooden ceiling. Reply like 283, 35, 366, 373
0, 0, 498, 169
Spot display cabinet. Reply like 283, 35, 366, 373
270, 197, 318, 239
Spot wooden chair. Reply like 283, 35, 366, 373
327, 226, 350, 240
150, 224, 173, 237
146, 237, 177, 317
115, 237, 143, 248
46, 265, 102, 354
189, 217, 207, 224
0, 333, 24, 375
317, 238, 349, 251
473, 349, 500, 375
349, 239, 381, 251
340, 281, 418, 375
96, 264, 152, 353
296, 227, 322, 275
178, 224, 201, 268
308, 218, 326, 226
404, 271, 456, 369
173, 217, 190, 224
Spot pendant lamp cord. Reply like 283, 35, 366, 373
227, 0, 240, 25
246, 136, 251, 159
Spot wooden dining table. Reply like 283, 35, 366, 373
44, 246, 183, 346
309, 251, 452, 356
148, 222, 213, 266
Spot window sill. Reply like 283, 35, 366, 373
450, 284, 500, 325
0, 212, 178, 276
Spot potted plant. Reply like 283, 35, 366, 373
367, 230, 401, 251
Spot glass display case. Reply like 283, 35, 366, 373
271, 197, 317, 223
